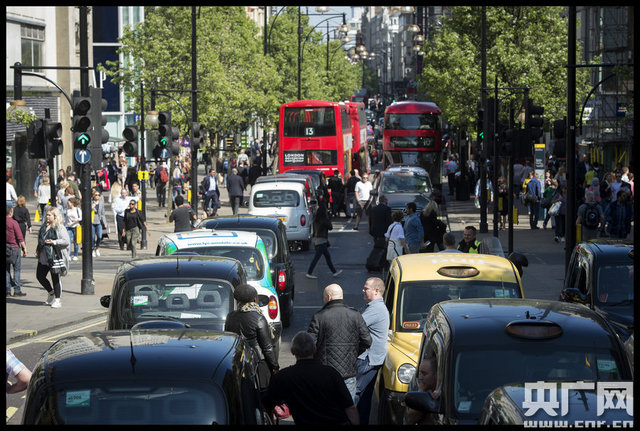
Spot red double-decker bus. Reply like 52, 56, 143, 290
345, 101, 370, 174
382, 101, 443, 186
278, 100, 352, 179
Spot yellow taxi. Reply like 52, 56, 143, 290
373, 252, 525, 424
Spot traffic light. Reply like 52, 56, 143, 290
27, 119, 45, 159
43, 119, 63, 160
72, 91, 92, 151
191, 122, 204, 151
122, 125, 138, 156
477, 108, 484, 144
553, 118, 566, 158
525, 98, 544, 141
158, 111, 180, 156
89, 87, 109, 170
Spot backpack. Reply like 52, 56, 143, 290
159, 168, 169, 183
223, 159, 229, 170
583, 203, 599, 229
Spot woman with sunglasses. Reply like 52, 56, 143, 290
122, 199, 148, 258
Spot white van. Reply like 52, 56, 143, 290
156, 229, 282, 352
249, 181, 315, 251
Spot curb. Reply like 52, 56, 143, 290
7, 310, 108, 345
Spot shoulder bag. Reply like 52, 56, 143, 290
6, 244, 19, 266
548, 200, 561, 216
50, 247, 67, 276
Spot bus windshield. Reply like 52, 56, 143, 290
283, 107, 336, 137
385, 113, 440, 131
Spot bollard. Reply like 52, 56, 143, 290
91, 210, 95, 223
76, 224, 82, 243
576, 223, 582, 243
498, 197, 503, 212
35, 209, 40, 222
513, 207, 519, 225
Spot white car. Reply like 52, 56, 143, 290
156, 229, 282, 354
249, 181, 315, 251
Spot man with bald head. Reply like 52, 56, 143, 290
308, 284, 372, 402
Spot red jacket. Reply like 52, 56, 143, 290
6, 216, 24, 247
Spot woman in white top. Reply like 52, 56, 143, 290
385, 210, 409, 264
64, 197, 82, 260
37, 176, 52, 217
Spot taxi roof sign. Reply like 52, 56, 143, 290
505, 321, 563, 340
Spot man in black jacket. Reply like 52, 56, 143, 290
226, 167, 246, 215
368, 194, 392, 248
308, 284, 372, 402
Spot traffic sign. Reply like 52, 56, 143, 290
160, 148, 170, 159
137, 170, 149, 180
75, 149, 91, 164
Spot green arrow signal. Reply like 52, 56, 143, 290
478, 131, 484, 139
160, 137, 168, 146
76, 133, 91, 146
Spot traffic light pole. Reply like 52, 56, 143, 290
140, 80, 147, 249
191, 6, 199, 213
79, 5, 94, 295
44, 108, 57, 210
479, 6, 488, 234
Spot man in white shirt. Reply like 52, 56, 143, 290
354, 173, 372, 230
112, 188, 130, 250
445, 155, 458, 196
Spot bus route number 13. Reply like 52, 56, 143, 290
305, 127, 314, 136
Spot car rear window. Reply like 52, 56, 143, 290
126, 279, 233, 323
182, 247, 265, 280
55, 381, 227, 424
253, 190, 300, 208
381, 172, 431, 194
397, 281, 521, 332
595, 264, 634, 305
453, 346, 623, 419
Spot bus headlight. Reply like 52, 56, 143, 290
397, 363, 416, 384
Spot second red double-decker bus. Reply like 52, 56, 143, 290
345, 101, 370, 174
278, 100, 352, 179
382, 101, 443, 186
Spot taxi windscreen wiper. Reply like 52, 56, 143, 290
607, 299, 633, 306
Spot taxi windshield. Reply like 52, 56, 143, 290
595, 264, 634, 305
381, 173, 431, 194
183, 247, 265, 280
126, 278, 233, 323
452, 346, 623, 419
397, 281, 521, 332
55, 380, 227, 424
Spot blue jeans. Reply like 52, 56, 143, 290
307, 243, 337, 274
6, 252, 22, 294
67, 227, 79, 257
355, 357, 381, 425
347, 193, 357, 217
344, 376, 357, 404
91, 223, 103, 249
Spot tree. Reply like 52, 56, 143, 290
418, 6, 591, 132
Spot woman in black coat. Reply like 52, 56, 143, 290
305, 202, 342, 278
225, 284, 279, 389
419, 200, 445, 252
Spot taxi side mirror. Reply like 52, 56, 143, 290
560, 287, 588, 304
100, 295, 111, 308
403, 391, 440, 414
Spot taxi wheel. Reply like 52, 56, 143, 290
378, 388, 393, 424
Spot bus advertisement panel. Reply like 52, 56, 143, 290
278, 100, 352, 179
382, 101, 443, 186
345, 101, 370, 174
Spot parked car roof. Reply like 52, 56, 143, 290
115, 255, 244, 282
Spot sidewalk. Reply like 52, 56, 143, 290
6, 177, 240, 344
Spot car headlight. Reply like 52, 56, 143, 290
397, 363, 416, 384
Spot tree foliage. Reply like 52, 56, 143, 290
99, 6, 361, 138
418, 6, 591, 133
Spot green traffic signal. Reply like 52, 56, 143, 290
76, 132, 91, 147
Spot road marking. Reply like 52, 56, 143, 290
40, 319, 107, 342
6, 407, 18, 422
13, 329, 37, 337
7, 319, 106, 349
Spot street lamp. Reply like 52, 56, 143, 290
144, 110, 159, 128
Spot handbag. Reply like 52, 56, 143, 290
541, 195, 553, 209
524, 192, 537, 205
273, 403, 291, 420
386, 224, 402, 261
548, 201, 561, 216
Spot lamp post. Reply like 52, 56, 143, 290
297, 7, 347, 100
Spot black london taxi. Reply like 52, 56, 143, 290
403, 298, 632, 425
560, 241, 634, 341
22, 329, 272, 425
478, 383, 634, 425
202, 215, 295, 327
100, 255, 246, 330
370, 165, 434, 213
